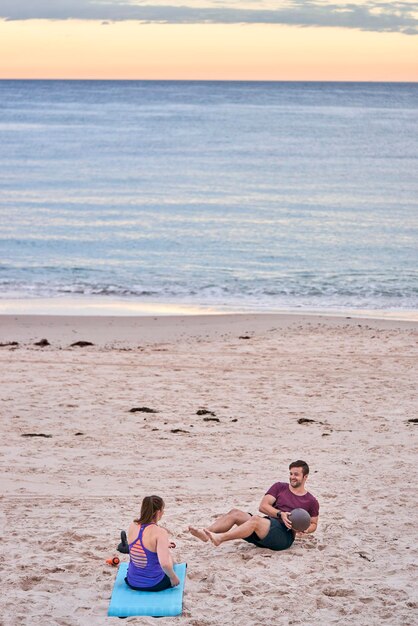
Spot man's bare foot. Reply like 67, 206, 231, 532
188, 526, 208, 542
203, 529, 222, 546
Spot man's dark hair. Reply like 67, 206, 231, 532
289, 460, 309, 476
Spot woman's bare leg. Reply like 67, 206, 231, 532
204, 515, 271, 547
189, 508, 251, 542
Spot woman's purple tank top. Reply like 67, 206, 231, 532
126, 523, 165, 588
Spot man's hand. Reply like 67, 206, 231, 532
280, 511, 293, 530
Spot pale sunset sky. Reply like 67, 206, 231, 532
0, 0, 417, 80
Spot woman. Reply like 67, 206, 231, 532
125, 495, 180, 591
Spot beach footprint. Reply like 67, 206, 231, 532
19, 574, 43, 591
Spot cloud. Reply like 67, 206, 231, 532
0, 0, 417, 35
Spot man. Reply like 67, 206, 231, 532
188, 460, 319, 551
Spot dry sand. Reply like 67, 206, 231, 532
1, 313, 417, 625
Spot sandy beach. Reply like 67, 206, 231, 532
1, 312, 417, 625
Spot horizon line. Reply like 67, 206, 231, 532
1, 78, 417, 84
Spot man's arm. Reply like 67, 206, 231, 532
259, 494, 293, 528
258, 494, 281, 517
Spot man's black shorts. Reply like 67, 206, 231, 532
243, 516, 294, 551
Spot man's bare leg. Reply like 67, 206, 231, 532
204, 515, 271, 547
188, 508, 251, 543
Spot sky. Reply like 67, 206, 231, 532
0, 0, 417, 80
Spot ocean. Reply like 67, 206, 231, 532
0, 80, 417, 316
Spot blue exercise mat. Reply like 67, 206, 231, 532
108, 562, 187, 618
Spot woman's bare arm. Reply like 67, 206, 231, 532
156, 529, 180, 586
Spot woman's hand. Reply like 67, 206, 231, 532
170, 574, 180, 587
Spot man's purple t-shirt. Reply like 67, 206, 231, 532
266, 482, 319, 517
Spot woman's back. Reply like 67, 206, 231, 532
128, 522, 158, 551
126, 523, 166, 589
